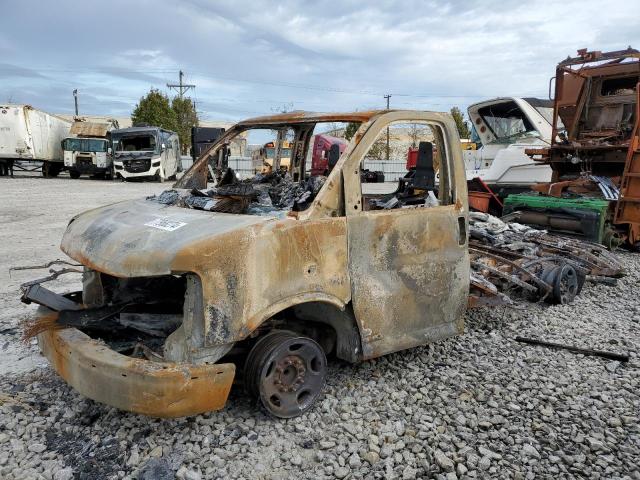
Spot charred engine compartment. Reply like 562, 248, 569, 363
72, 271, 187, 358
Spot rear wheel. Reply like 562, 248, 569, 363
244, 331, 327, 418
42, 162, 62, 178
69, 170, 81, 179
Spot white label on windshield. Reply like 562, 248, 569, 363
145, 217, 187, 231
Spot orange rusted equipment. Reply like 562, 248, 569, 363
524, 47, 640, 248
613, 84, 640, 245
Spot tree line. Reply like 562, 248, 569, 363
131, 89, 198, 155
131, 88, 472, 156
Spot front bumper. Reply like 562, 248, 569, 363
73, 160, 110, 174
37, 311, 235, 418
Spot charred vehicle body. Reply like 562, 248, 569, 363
112, 126, 181, 182
22, 110, 469, 418
520, 48, 640, 248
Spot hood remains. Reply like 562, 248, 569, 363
61, 198, 272, 277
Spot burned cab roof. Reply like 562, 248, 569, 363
236, 110, 384, 127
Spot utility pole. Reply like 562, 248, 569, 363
73, 89, 79, 117
167, 70, 196, 98
384, 94, 392, 160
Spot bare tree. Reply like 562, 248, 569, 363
407, 123, 429, 148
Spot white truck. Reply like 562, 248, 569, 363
0, 104, 72, 177
465, 97, 553, 195
62, 119, 119, 179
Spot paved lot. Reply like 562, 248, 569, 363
0, 173, 638, 480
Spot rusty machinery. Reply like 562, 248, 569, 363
514, 47, 640, 248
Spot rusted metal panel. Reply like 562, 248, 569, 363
37, 313, 235, 418
346, 208, 468, 358
60, 199, 272, 278
614, 91, 640, 244
341, 111, 469, 358
171, 216, 351, 345
237, 110, 382, 126
69, 121, 112, 138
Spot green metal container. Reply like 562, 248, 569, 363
503, 194, 612, 244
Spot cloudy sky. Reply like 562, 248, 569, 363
1, 0, 638, 122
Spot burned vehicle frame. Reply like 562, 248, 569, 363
524, 47, 640, 247
23, 110, 469, 418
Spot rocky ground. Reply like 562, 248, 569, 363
1, 175, 639, 479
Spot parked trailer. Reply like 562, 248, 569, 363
0, 105, 72, 177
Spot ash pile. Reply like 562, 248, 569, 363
148, 168, 326, 216
468, 212, 624, 307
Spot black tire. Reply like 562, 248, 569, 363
69, 170, 81, 179
244, 330, 327, 418
42, 162, 62, 178
544, 263, 579, 304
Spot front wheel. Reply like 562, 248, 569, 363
244, 331, 327, 418
154, 167, 165, 182
69, 170, 81, 179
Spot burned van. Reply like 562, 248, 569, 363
23, 110, 469, 418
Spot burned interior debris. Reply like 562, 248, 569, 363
147, 169, 328, 216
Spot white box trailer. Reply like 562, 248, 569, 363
0, 104, 72, 177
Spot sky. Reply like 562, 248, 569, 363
1, 0, 638, 123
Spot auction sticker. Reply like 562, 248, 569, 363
145, 217, 187, 231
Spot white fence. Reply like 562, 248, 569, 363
180, 155, 254, 179
362, 160, 407, 181
180, 156, 408, 181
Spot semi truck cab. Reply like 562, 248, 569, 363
63, 137, 112, 179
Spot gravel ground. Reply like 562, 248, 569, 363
1, 174, 639, 480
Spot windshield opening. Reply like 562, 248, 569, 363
159, 122, 356, 217
478, 101, 537, 143
63, 138, 107, 152
114, 134, 157, 153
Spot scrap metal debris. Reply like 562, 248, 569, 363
468, 212, 624, 307
515, 336, 630, 362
